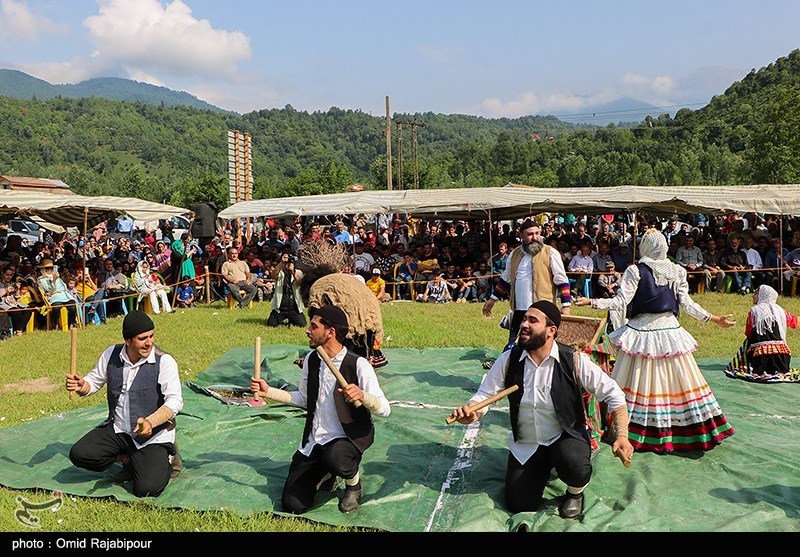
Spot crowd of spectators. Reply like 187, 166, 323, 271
2, 209, 800, 341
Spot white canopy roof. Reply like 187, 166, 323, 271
218, 183, 800, 221
0, 190, 192, 229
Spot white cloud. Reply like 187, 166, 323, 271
622, 72, 676, 96
0, 0, 67, 40
480, 90, 616, 118
83, 0, 251, 79
20, 60, 93, 84
417, 44, 464, 64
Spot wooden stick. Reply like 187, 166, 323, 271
315, 346, 362, 408
445, 384, 519, 424
69, 328, 77, 400
253, 336, 262, 401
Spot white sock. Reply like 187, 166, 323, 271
567, 485, 585, 496
345, 472, 360, 487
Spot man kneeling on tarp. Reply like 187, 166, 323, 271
65, 310, 183, 497
449, 301, 633, 519
251, 304, 391, 514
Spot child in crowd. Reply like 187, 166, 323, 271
175, 281, 196, 308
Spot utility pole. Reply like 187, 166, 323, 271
385, 96, 392, 191
396, 123, 404, 190
396, 120, 425, 189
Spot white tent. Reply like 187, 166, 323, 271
0, 190, 192, 228
218, 183, 800, 222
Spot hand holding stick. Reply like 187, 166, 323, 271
446, 384, 519, 424
315, 346, 362, 408
69, 328, 77, 400
253, 337, 262, 402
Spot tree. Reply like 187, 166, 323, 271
747, 86, 800, 183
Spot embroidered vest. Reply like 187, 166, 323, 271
506, 245, 557, 310
627, 263, 679, 319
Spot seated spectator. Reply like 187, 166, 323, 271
568, 242, 595, 297
611, 241, 633, 271
420, 267, 451, 303
132, 260, 173, 314
175, 281, 196, 308
365, 266, 392, 303
102, 259, 134, 317
37, 258, 78, 329
473, 260, 492, 302
395, 252, 417, 301
675, 235, 710, 294
455, 265, 477, 303
74, 267, 108, 324
702, 237, 727, 293
597, 261, 621, 298
441, 262, 461, 300
719, 235, 753, 295
373, 244, 396, 280
415, 243, 440, 297
0, 263, 33, 337
350, 240, 376, 281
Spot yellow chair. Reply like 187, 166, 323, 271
227, 289, 254, 309
34, 286, 70, 331
131, 273, 171, 314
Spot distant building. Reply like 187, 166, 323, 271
0, 175, 73, 194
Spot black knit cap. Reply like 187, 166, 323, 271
519, 218, 538, 231
122, 310, 155, 339
313, 305, 349, 329
530, 300, 562, 329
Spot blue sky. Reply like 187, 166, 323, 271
1, 0, 798, 120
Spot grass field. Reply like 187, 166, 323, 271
2, 291, 799, 532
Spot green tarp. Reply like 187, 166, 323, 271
1, 345, 799, 532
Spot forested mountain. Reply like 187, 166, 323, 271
1, 49, 799, 209
0, 69, 225, 112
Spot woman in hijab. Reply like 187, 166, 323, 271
574, 229, 737, 453
133, 260, 173, 314
724, 284, 800, 383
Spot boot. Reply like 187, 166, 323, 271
558, 491, 584, 519
170, 451, 182, 479
338, 482, 361, 513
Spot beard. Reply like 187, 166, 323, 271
522, 239, 543, 256
518, 328, 548, 351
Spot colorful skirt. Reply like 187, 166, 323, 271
608, 314, 734, 453
724, 340, 800, 384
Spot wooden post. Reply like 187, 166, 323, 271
385, 96, 392, 191
69, 328, 77, 400
204, 265, 210, 304
253, 336, 262, 401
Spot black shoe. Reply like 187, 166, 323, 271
170, 452, 182, 479
317, 474, 338, 492
558, 491, 584, 519
338, 482, 361, 513
114, 463, 134, 483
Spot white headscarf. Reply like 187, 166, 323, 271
750, 284, 786, 339
637, 229, 682, 292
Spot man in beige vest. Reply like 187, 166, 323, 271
483, 219, 571, 351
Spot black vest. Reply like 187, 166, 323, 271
503, 343, 589, 444
627, 263, 679, 319
103, 344, 167, 445
302, 349, 375, 453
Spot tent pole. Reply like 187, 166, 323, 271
80, 207, 88, 329
779, 215, 784, 295
487, 209, 493, 268
632, 210, 637, 262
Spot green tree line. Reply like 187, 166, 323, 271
2, 49, 800, 209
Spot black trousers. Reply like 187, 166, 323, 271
267, 309, 307, 328
504, 432, 592, 513
281, 437, 361, 514
69, 423, 175, 498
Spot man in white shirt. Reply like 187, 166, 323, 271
743, 234, 769, 289
450, 301, 632, 519
568, 242, 595, 297
66, 311, 183, 497
251, 304, 390, 515
482, 219, 572, 352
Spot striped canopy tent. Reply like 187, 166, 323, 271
0, 190, 191, 229
218, 183, 800, 222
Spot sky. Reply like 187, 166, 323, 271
1, 0, 799, 121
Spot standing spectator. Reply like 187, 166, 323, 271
116, 215, 134, 239
333, 221, 353, 245
284, 228, 301, 256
